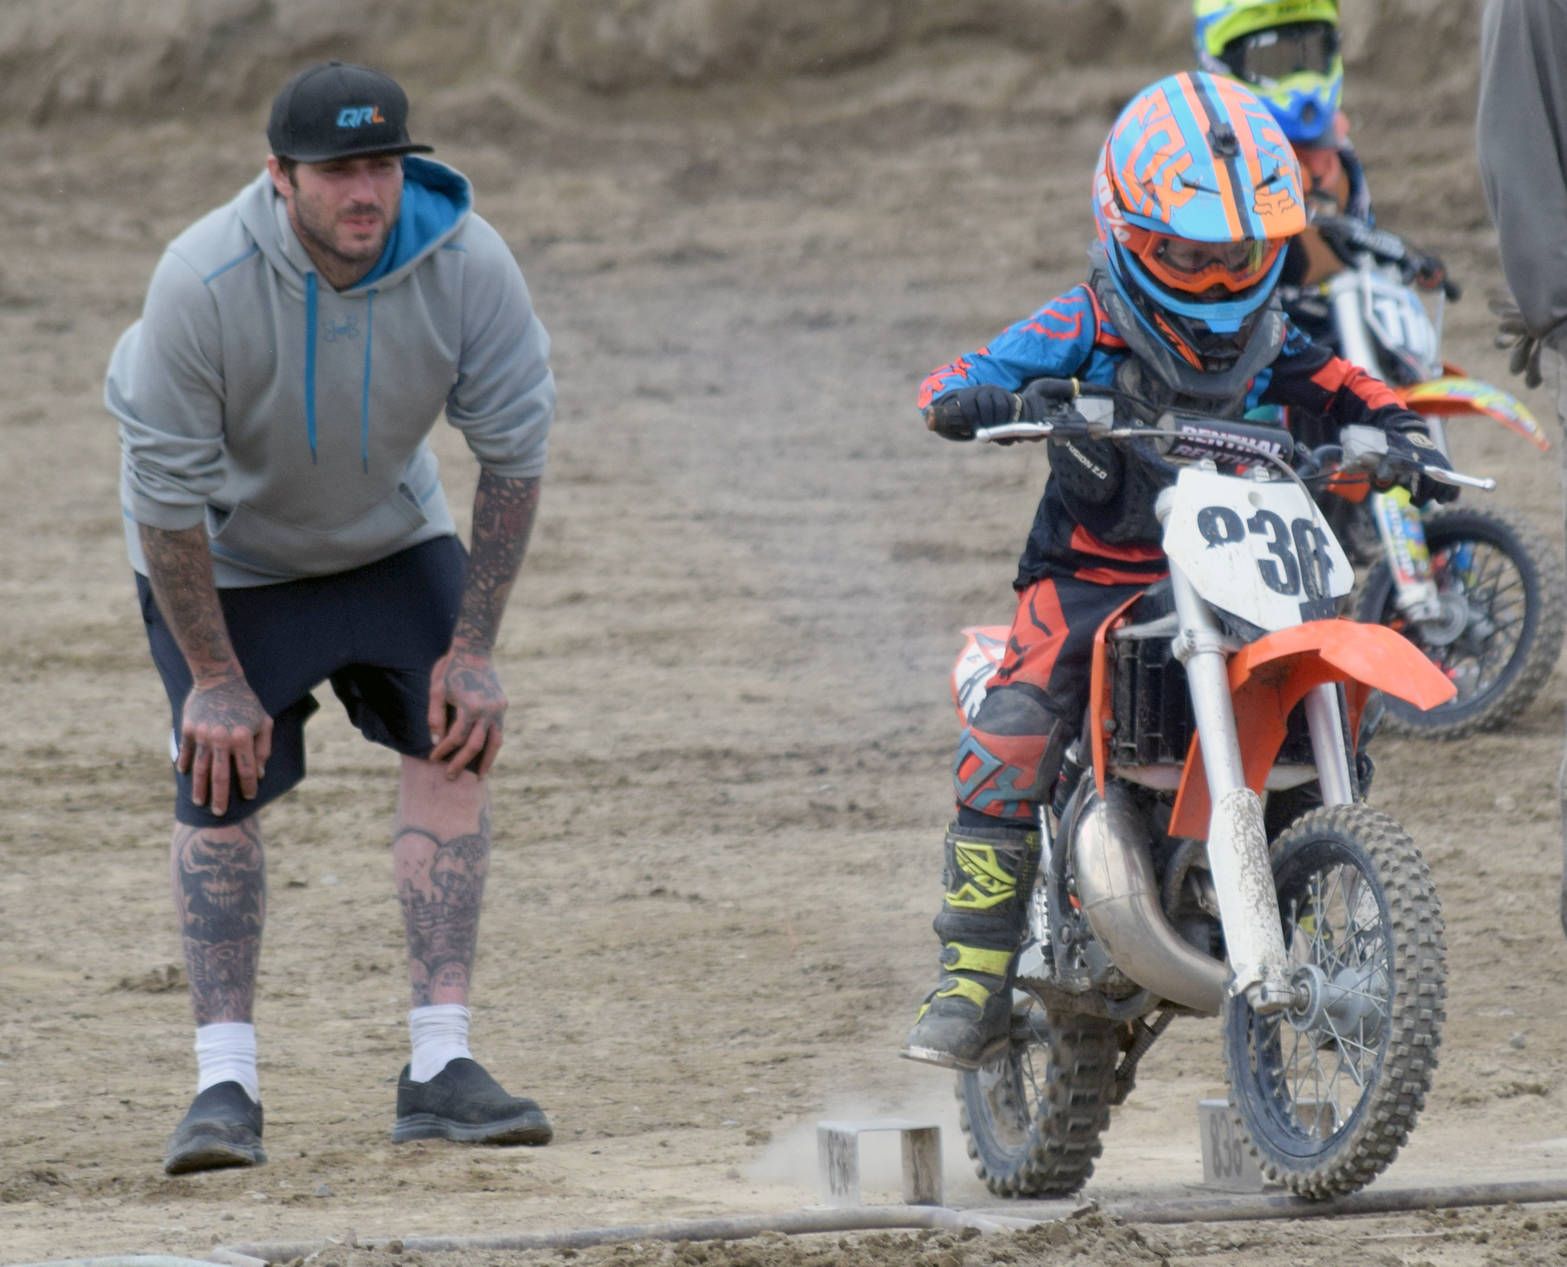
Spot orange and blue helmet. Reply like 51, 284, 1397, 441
1193, 0, 1343, 146
1093, 70, 1306, 376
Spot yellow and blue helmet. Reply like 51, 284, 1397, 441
1093, 71, 1306, 376
1193, 0, 1342, 146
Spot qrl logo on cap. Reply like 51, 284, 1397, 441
337, 105, 387, 129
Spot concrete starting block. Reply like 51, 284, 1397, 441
816, 1118, 943, 1207
1197, 1098, 1268, 1192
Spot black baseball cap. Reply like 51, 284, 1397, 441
267, 61, 434, 163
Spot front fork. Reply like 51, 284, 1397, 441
1371, 485, 1442, 622
1168, 565, 1299, 1014
1371, 414, 1452, 625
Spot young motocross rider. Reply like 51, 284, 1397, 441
1194, 0, 1447, 339
901, 70, 1458, 1070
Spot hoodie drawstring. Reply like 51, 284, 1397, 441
361, 289, 376, 473
304, 272, 319, 463
303, 275, 378, 472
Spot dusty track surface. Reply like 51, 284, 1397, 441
7, 13, 1567, 1267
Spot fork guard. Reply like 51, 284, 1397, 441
1154, 618, 1456, 840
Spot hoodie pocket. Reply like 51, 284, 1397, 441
207, 483, 431, 578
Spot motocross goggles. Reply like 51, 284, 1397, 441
1220, 20, 1338, 86
1127, 225, 1283, 298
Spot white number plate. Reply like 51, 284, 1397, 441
1163, 468, 1353, 630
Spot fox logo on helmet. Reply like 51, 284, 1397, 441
1253, 185, 1301, 220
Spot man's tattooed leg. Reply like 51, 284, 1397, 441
394, 770, 491, 1007
170, 817, 266, 1024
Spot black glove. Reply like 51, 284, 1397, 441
924, 384, 1022, 441
1378, 427, 1459, 506
1490, 296, 1567, 389
1403, 248, 1457, 299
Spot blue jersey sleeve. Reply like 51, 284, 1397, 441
917, 286, 1101, 409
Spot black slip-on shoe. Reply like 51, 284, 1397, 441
391, 1058, 553, 1145
163, 1081, 265, 1175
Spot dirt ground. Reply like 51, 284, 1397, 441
9, 11, 1567, 1267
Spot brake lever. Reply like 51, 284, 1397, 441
974, 421, 1058, 444
1422, 466, 1494, 492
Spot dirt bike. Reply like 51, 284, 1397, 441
950, 379, 1475, 1200
1295, 215, 1566, 740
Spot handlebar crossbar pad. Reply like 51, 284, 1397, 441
1156, 413, 1295, 466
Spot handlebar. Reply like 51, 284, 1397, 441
975, 411, 1298, 470
1314, 214, 1461, 301
1336, 424, 1495, 491
975, 415, 1496, 493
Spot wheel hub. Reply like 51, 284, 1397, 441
1285, 962, 1387, 1043
1411, 590, 1470, 647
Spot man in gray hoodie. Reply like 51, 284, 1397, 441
105, 61, 558, 1173
1476, 0, 1567, 937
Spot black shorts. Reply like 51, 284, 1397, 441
137, 535, 467, 828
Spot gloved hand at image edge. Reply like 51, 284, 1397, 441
1490, 296, 1567, 390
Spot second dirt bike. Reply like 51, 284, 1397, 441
1302, 215, 1565, 739
950, 379, 1468, 1200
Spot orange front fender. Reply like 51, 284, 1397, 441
1166, 618, 1455, 838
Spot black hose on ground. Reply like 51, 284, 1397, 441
216, 1205, 1032, 1264
215, 1180, 1567, 1265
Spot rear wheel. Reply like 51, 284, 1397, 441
1356, 505, 1565, 739
1223, 804, 1445, 1198
956, 1005, 1119, 1197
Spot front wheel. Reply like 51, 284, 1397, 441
1223, 804, 1446, 1199
1356, 505, 1566, 739
956, 1005, 1119, 1197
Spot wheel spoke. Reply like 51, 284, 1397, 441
1366, 508, 1564, 735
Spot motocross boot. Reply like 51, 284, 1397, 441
902, 821, 1038, 1070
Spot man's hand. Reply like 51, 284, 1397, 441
427, 640, 507, 778
1490, 296, 1567, 389
180, 675, 273, 816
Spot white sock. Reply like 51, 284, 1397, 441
195, 1021, 259, 1104
408, 1004, 472, 1082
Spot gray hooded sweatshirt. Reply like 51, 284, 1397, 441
1477, 0, 1567, 340
107, 156, 555, 587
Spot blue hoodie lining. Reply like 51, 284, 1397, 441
356, 167, 467, 287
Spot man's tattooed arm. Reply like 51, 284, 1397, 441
455, 471, 542, 651
139, 523, 272, 812
427, 473, 541, 774
139, 523, 243, 686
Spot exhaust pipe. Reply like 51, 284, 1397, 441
1071, 784, 1228, 1015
